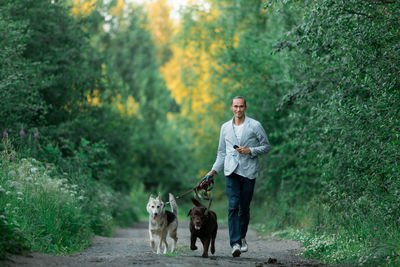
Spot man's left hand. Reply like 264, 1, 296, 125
236, 146, 251, 155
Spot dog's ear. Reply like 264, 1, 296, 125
191, 197, 203, 207
156, 192, 161, 201
187, 208, 192, 217
149, 194, 154, 200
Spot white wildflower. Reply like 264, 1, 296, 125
6, 191, 11, 195
17, 197, 23, 201
8, 170, 17, 177
17, 192, 23, 195
30, 167, 38, 173
78, 196, 84, 200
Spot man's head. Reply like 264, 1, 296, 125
231, 96, 246, 106
230, 96, 247, 121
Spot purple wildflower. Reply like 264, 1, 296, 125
19, 129, 25, 136
34, 132, 39, 139
3, 131, 8, 137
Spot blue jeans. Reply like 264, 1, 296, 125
225, 173, 256, 247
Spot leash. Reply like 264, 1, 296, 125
194, 175, 214, 215
165, 175, 214, 205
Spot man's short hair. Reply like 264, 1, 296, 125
231, 96, 246, 106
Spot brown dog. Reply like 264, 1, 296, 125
187, 198, 218, 258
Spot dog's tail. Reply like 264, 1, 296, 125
169, 193, 178, 216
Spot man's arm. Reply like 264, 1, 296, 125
249, 122, 271, 158
208, 125, 226, 177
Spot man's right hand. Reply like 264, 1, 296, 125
206, 170, 216, 178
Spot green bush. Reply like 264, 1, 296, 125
0, 152, 92, 253
0, 207, 27, 260
0, 139, 139, 257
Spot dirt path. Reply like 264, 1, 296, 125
4, 221, 323, 267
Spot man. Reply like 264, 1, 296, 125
207, 96, 270, 257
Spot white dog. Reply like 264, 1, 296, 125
146, 193, 178, 254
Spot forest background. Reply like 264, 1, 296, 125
0, 0, 399, 266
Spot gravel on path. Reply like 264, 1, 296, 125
4, 220, 324, 267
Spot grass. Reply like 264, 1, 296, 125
0, 156, 92, 254
250, 200, 400, 267
270, 227, 399, 267
0, 145, 143, 259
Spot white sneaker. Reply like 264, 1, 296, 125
232, 244, 241, 257
240, 238, 248, 252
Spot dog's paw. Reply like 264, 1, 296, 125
190, 245, 198, 250
201, 253, 208, 258
211, 247, 215, 254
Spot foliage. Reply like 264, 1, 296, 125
0, 0, 186, 259
0, 146, 91, 253
1, 0, 399, 265
173, 0, 400, 265
0, 3, 47, 129
260, 0, 400, 265
0, 205, 27, 259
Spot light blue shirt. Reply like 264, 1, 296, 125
212, 116, 271, 179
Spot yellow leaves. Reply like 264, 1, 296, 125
261, 0, 268, 13
125, 96, 139, 117
71, 0, 97, 17
145, 0, 224, 117
161, 43, 214, 115
233, 34, 239, 48
143, 0, 227, 154
160, 44, 186, 105
87, 89, 101, 107
167, 112, 173, 120
114, 94, 139, 117
109, 0, 125, 17
86, 86, 139, 117
145, 0, 175, 63
72, 0, 125, 18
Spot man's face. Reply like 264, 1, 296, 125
231, 98, 246, 120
